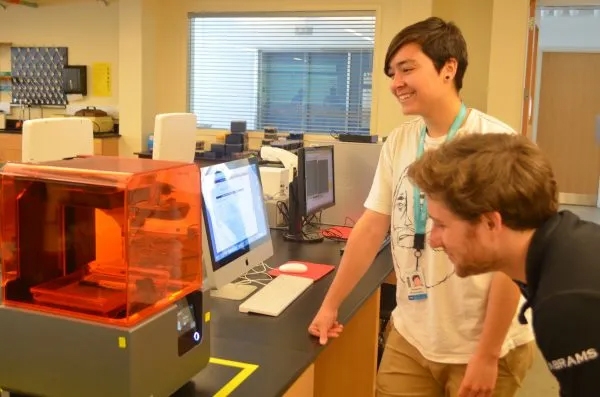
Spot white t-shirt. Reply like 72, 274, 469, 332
365, 108, 534, 364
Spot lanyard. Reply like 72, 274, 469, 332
413, 103, 467, 251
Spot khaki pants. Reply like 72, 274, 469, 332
376, 324, 534, 397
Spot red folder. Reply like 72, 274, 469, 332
268, 261, 335, 282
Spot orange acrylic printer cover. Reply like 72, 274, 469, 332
0, 156, 203, 327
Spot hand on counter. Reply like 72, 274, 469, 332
308, 306, 344, 345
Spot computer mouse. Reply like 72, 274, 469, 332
278, 262, 308, 274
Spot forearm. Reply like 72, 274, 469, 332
322, 211, 389, 310
476, 272, 522, 359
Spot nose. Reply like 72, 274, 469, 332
390, 73, 405, 94
428, 227, 442, 249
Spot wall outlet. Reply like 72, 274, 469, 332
0, 102, 10, 114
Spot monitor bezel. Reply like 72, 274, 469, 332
200, 156, 273, 290
297, 145, 336, 216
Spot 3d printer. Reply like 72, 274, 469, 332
0, 156, 210, 397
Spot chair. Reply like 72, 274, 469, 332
152, 113, 197, 163
22, 117, 94, 163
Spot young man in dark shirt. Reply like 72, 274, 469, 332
406, 132, 600, 397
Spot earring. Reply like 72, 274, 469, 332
445, 75, 451, 80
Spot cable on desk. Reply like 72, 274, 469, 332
234, 262, 274, 287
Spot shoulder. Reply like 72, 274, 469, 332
462, 108, 516, 135
384, 116, 423, 151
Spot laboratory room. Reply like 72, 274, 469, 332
0, 0, 597, 396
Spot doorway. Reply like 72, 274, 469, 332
536, 52, 600, 205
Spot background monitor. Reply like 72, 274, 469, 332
285, 145, 335, 243
200, 156, 273, 300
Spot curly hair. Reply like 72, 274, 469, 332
406, 133, 559, 230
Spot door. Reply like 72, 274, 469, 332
536, 52, 600, 205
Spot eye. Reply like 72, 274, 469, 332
401, 67, 414, 74
432, 220, 445, 229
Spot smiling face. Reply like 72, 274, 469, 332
387, 43, 458, 116
426, 196, 502, 277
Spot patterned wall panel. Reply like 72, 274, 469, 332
11, 47, 68, 106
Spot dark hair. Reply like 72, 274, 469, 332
407, 133, 559, 230
384, 17, 468, 91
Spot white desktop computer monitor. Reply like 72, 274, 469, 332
200, 156, 273, 300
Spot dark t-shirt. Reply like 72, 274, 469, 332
521, 210, 600, 397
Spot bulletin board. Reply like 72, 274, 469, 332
11, 46, 68, 106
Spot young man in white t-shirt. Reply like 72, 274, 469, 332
308, 17, 535, 396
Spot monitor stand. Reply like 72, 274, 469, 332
284, 177, 324, 243
283, 230, 323, 243
210, 283, 257, 301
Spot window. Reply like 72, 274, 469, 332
188, 14, 375, 134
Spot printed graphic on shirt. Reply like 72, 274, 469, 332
547, 348, 599, 372
391, 166, 454, 289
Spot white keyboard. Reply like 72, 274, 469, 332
239, 274, 314, 316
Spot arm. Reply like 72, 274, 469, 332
458, 272, 523, 396
476, 272, 523, 359
321, 209, 390, 311
309, 130, 394, 344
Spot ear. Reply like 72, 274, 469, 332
443, 58, 458, 80
480, 211, 503, 232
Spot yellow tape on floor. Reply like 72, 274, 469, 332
210, 357, 259, 397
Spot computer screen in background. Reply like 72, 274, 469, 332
285, 145, 335, 243
200, 157, 273, 300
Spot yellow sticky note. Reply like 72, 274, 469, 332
205, 311, 211, 323
118, 336, 127, 349
92, 62, 112, 97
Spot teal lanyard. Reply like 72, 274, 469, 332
413, 103, 467, 244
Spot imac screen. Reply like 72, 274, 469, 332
201, 158, 269, 270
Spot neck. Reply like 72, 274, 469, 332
423, 95, 463, 138
499, 229, 535, 283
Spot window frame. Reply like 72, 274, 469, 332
186, 11, 377, 135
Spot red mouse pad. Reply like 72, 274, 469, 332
268, 261, 335, 282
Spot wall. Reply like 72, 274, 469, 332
0, 1, 119, 118
432, 0, 493, 113
154, 0, 529, 148
486, 0, 529, 131
154, 0, 434, 145
0, 0, 531, 154
118, 0, 160, 154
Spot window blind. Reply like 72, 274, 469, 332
188, 14, 375, 134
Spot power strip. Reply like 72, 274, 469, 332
338, 134, 379, 143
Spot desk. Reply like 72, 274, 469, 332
176, 229, 393, 397
0, 130, 120, 161
4, 230, 392, 397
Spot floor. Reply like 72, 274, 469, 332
516, 204, 599, 396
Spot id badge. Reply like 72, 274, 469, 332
407, 270, 427, 301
